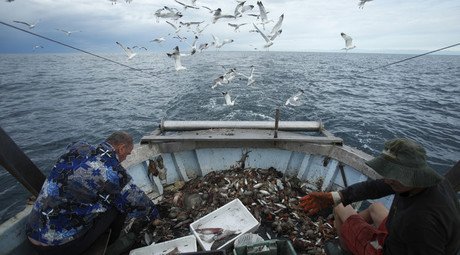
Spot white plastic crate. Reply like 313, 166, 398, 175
129, 235, 197, 255
190, 198, 260, 251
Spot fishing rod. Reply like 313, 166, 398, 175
366, 42, 460, 72
0, 21, 164, 77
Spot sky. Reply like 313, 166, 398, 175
0, 0, 459, 54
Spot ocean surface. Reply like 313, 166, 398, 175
0, 51, 459, 223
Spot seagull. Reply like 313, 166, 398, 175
185, 36, 199, 55
358, 0, 373, 9
132, 46, 148, 51
212, 35, 234, 49
212, 8, 236, 24
154, 6, 183, 22
253, 23, 281, 48
340, 32, 356, 52
174, 0, 199, 9
228, 23, 248, 32
116, 41, 137, 60
150, 37, 166, 43
268, 14, 284, 38
201, 5, 217, 13
222, 92, 237, 106
32, 45, 44, 51
55, 29, 81, 36
166, 21, 181, 34
166, 46, 187, 71
256, 1, 273, 28
13, 20, 39, 29
212, 76, 225, 89
211, 68, 237, 89
285, 89, 304, 106
198, 42, 210, 52
238, 66, 256, 86
194, 24, 209, 35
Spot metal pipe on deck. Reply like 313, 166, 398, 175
160, 120, 323, 131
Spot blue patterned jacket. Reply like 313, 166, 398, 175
26, 141, 159, 245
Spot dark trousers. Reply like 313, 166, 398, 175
29, 208, 126, 255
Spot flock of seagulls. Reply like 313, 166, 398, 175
8, 0, 369, 107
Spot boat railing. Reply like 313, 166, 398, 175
141, 120, 343, 145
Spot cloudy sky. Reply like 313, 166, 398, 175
1, 0, 459, 54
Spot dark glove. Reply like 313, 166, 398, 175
299, 192, 334, 216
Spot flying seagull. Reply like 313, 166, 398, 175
13, 20, 39, 29
358, 0, 373, 9
55, 29, 82, 36
174, 0, 199, 9
150, 37, 166, 43
228, 23, 248, 32
256, 1, 273, 28
116, 41, 137, 59
268, 14, 284, 38
340, 32, 356, 52
285, 89, 304, 106
166, 46, 187, 71
222, 92, 237, 106
238, 65, 256, 86
166, 21, 181, 34
253, 23, 281, 48
212, 35, 234, 49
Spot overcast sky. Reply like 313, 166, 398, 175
1, 0, 459, 54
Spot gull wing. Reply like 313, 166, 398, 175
166, 21, 180, 33
257, 1, 268, 22
13, 20, 32, 27
253, 23, 270, 43
269, 14, 284, 37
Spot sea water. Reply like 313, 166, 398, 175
0, 51, 459, 223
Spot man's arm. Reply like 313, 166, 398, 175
340, 179, 394, 206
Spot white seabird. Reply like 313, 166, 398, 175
238, 65, 256, 86
185, 35, 199, 55
212, 35, 234, 49
228, 23, 248, 32
13, 20, 39, 29
285, 89, 304, 106
340, 32, 356, 52
174, 0, 199, 9
256, 1, 273, 28
166, 46, 187, 71
253, 23, 281, 48
212, 8, 236, 24
222, 92, 237, 106
150, 37, 166, 43
268, 14, 284, 38
166, 21, 181, 34
116, 41, 137, 60
358, 0, 373, 9
55, 29, 82, 36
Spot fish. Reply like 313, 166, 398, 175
210, 232, 240, 250
195, 227, 224, 235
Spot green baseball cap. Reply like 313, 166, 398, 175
365, 138, 443, 188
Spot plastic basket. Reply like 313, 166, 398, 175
233, 239, 297, 255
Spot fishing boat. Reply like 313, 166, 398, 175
1, 120, 457, 255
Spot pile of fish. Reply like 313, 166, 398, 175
139, 167, 337, 255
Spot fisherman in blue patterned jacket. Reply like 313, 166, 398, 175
26, 131, 159, 255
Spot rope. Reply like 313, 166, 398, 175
0, 21, 164, 77
366, 42, 460, 72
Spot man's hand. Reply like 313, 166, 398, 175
299, 192, 334, 216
